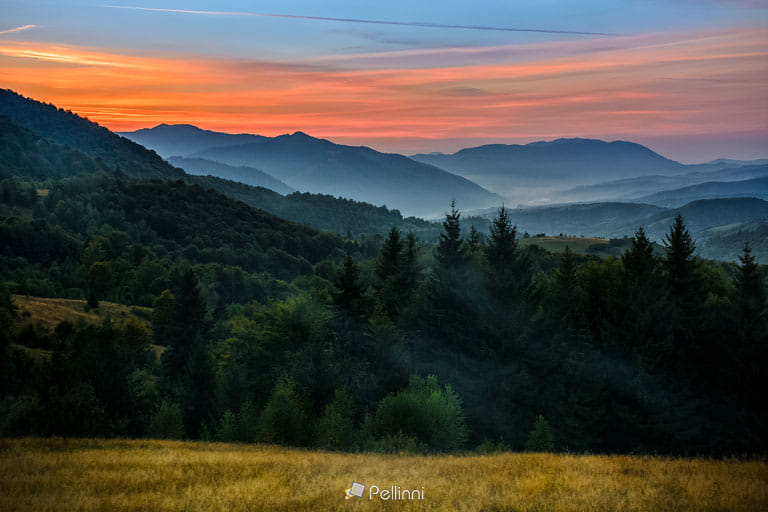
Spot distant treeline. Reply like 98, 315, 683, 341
2, 175, 766, 455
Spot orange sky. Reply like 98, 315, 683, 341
1, 25, 766, 159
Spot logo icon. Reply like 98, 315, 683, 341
345, 482, 365, 500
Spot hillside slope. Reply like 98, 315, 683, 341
168, 156, 294, 195
635, 177, 768, 207
122, 125, 502, 218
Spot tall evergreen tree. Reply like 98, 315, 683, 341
334, 253, 364, 313
731, 241, 768, 451
735, 241, 767, 340
467, 224, 482, 254
662, 214, 701, 361
664, 213, 697, 303
157, 268, 215, 438
618, 227, 671, 366
376, 227, 402, 283
436, 199, 466, 269
549, 247, 584, 330
622, 227, 655, 282
376, 227, 404, 317
422, 200, 478, 348
400, 232, 420, 298
486, 205, 529, 302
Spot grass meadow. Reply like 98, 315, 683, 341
1, 438, 766, 511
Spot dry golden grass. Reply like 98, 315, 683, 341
12, 295, 148, 332
1, 438, 766, 512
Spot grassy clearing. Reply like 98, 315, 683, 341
12, 295, 148, 332
520, 236, 610, 254
0, 438, 765, 512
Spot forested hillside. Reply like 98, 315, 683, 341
3, 184, 766, 454
1, 90, 766, 457
0, 90, 438, 238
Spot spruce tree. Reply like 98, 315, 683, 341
375, 227, 405, 317
400, 232, 419, 297
619, 227, 670, 365
486, 205, 528, 301
436, 199, 465, 269
735, 241, 766, 338
550, 247, 584, 330
664, 213, 696, 302
467, 224, 481, 254
376, 227, 402, 283
622, 227, 655, 281
334, 253, 363, 313
525, 414, 555, 452
662, 214, 703, 369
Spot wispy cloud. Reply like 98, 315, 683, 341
0, 24, 38, 36
1, 26, 764, 157
104, 5, 614, 36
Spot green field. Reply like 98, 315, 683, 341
520, 236, 613, 254
1, 439, 766, 511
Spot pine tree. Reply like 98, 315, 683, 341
486, 205, 528, 301
735, 241, 767, 339
400, 232, 420, 297
619, 227, 670, 365
550, 247, 584, 330
622, 227, 656, 282
423, 200, 476, 346
376, 227, 402, 283
732, 241, 768, 452
664, 213, 696, 303
467, 224, 481, 254
376, 228, 404, 317
436, 199, 466, 269
525, 414, 555, 452
662, 213, 701, 362
334, 253, 363, 313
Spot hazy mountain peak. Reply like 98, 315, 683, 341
121, 123, 500, 217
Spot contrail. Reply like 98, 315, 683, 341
104, 6, 614, 36
0, 24, 38, 36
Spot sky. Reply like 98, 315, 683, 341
0, 0, 767, 163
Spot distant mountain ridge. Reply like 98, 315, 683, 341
167, 156, 294, 195
635, 176, 768, 207
0, 90, 438, 237
120, 124, 502, 218
555, 164, 768, 203
410, 138, 687, 201
122, 124, 266, 158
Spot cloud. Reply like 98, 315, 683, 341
0, 24, 38, 36
103, 5, 614, 36
1, 26, 764, 157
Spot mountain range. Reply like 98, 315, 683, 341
411, 138, 687, 201
0, 89, 435, 237
2, 88, 766, 261
167, 156, 294, 195
120, 124, 501, 218
555, 164, 768, 204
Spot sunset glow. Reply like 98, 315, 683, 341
1, 1, 767, 161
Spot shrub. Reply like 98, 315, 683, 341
317, 387, 355, 450
257, 379, 313, 446
525, 415, 555, 452
366, 374, 467, 452
148, 399, 185, 439
237, 399, 259, 442
215, 410, 238, 442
